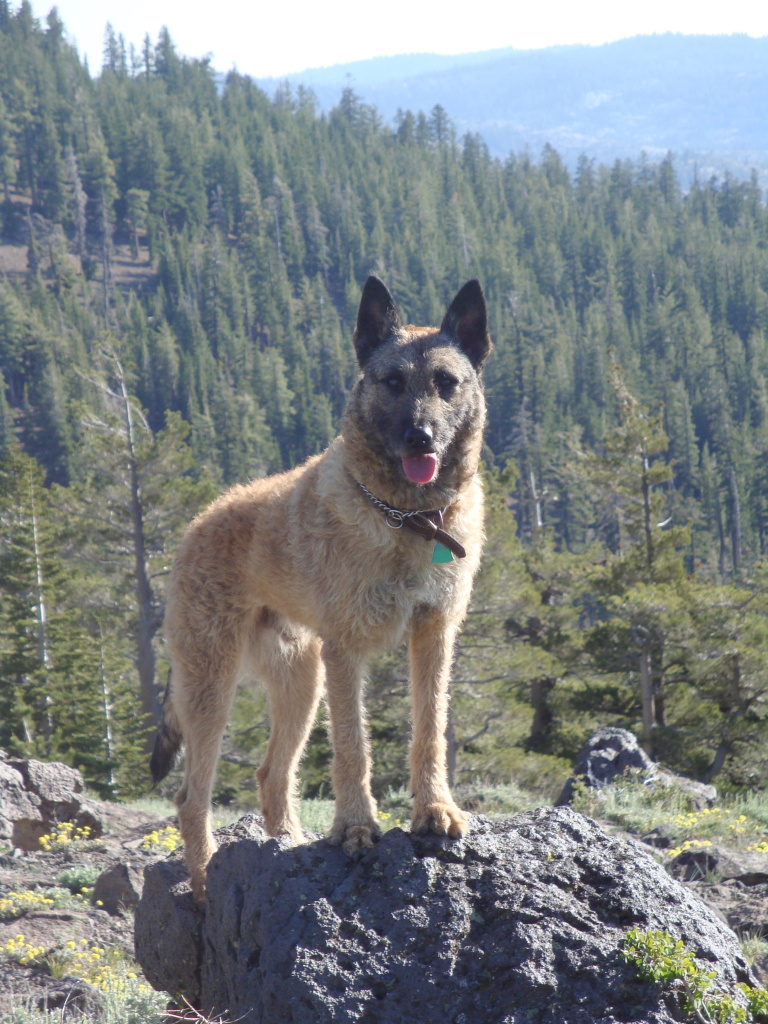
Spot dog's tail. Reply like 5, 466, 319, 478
150, 668, 183, 785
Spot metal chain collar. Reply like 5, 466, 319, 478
357, 481, 445, 530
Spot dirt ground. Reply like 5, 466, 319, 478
0, 800, 171, 1017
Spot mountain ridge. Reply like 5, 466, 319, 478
257, 33, 768, 184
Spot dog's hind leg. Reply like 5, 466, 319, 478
173, 656, 240, 903
254, 619, 324, 843
408, 610, 468, 839
323, 642, 381, 855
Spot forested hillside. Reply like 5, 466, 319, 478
264, 33, 768, 186
1, 3, 767, 802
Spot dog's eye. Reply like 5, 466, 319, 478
435, 372, 458, 394
383, 374, 404, 393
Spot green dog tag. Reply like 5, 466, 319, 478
432, 542, 454, 564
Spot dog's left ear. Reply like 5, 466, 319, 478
354, 276, 401, 367
441, 280, 491, 369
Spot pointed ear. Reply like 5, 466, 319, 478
440, 280, 491, 369
353, 276, 401, 368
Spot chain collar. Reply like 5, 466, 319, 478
356, 480, 467, 560
357, 481, 445, 530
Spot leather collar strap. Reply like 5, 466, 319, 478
357, 482, 467, 559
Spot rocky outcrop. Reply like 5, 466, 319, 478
556, 727, 717, 810
134, 808, 753, 1024
0, 754, 103, 850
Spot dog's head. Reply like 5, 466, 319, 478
343, 277, 491, 506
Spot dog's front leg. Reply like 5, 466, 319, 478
409, 611, 468, 839
323, 642, 381, 855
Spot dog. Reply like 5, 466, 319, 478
151, 276, 491, 900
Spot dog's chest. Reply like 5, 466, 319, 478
356, 559, 455, 640
372, 566, 441, 606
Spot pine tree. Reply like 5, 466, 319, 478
62, 353, 216, 742
575, 363, 690, 754
125, 187, 150, 260
0, 447, 89, 760
0, 368, 11, 455
0, 93, 16, 207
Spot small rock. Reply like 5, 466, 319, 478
686, 879, 768, 937
73, 801, 104, 838
671, 845, 768, 885
38, 979, 105, 1019
93, 862, 144, 914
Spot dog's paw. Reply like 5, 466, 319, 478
265, 814, 306, 846
261, 800, 306, 844
278, 823, 308, 846
411, 801, 468, 839
328, 820, 382, 857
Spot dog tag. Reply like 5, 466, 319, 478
432, 542, 454, 563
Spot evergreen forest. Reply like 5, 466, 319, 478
1, 2, 768, 804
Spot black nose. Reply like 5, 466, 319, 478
404, 425, 433, 450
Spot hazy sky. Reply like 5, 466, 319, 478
27, 0, 768, 79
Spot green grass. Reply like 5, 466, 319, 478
1, 935, 170, 1024
740, 932, 768, 969
124, 795, 177, 816
453, 780, 543, 816
132, 774, 768, 857
298, 798, 336, 834
571, 770, 768, 857
132, 778, 547, 842
294, 781, 543, 837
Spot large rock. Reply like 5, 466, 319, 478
134, 808, 753, 1023
0, 762, 39, 842
556, 727, 717, 810
0, 755, 103, 850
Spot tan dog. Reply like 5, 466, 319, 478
151, 276, 491, 900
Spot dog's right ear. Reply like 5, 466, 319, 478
354, 276, 401, 367
441, 280, 491, 370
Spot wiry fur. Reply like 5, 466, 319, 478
154, 277, 492, 900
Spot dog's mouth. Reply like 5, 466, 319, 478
401, 453, 439, 485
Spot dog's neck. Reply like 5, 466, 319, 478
355, 480, 467, 560
340, 416, 480, 513
356, 479, 446, 519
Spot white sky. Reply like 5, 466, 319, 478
27, 0, 768, 79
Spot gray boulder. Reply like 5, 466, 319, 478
134, 807, 753, 1023
0, 762, 40, 843
556, 727, 717, 810
0, 755, 103, 850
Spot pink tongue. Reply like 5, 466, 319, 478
402, 453, 438, 484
